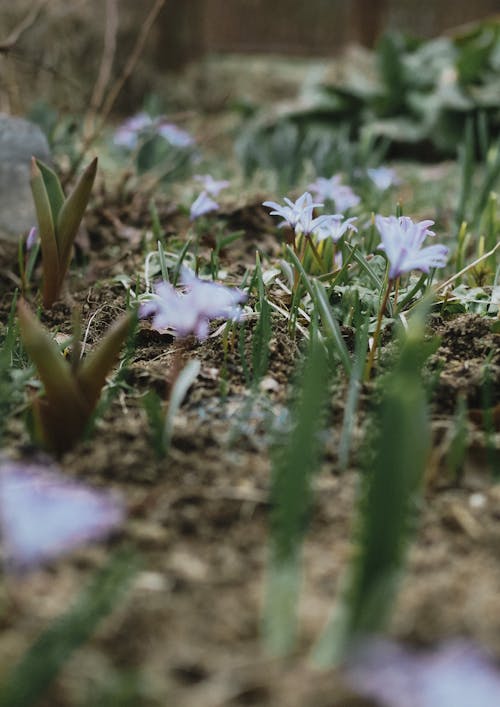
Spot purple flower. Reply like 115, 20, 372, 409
190, 191, 219, 220
313, 215, 358, 243
26, 226, 38, 251
346, 638, 500, 707
376, 215, 448, 279
0, 461, 124, 572
263, 192, 329, 235
308, 175, 360, 213
140, 269, 247, 340
156, 122, 194, 148
367, 167, 398, 191
194, 174, 230, 196
113, 113, 194, 150
113, 112, 153, 149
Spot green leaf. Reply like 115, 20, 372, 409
313, 310, 432, 666
56, 157, 98, 285
163, 359, 201, 452
30, 158, 60, 308
76, 312, 133, 412
311, 279, 352, 375
35, 159, 65, 224
17, 300, 89, 452
264, 337, 330, 655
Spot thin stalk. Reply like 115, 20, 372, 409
364, 279, 393, 381
305, 235, 325, 270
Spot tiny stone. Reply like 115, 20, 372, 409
134, 571, 167, 592
258, 376, 280, 392
469, 492, 486, 510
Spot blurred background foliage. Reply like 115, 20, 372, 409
0, 0, 498, 116
0, 2, 498, 188
237, 20, 500, 183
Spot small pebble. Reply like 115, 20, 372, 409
469, 492, 486, 510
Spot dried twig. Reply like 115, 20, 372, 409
0, 0, 49, 53
64, 0, 168, 185
84, 0, 119, 137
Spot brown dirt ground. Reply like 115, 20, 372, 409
0, 189, 499, 706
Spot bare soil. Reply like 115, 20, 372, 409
0, 188, 499, 706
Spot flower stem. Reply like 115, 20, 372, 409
393, 276, 400, 315
305, 235, 324, 270
364, 279, 393, 382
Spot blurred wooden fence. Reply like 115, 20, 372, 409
158, 0, 499, 64
1, 0, 498, 115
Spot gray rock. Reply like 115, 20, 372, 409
0, 114, 51, 242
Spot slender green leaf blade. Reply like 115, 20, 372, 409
163, 359, 201, 451
30, 158, 60, 308
36, 159, 65, 224
313, 311, 432, 666
57, 157, 98, 285
312, 280, 352, 375
264, 337, 330, 655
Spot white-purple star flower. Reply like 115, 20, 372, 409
263, 192, 329, 235
308, 175, 360, 213
376, 215, 448, 279
140, 269, 247, 340
313, 215, 358, 243
113, 113, 194, 151
367, 167, 398, 191
194, 174, 230, 196
190, 191, 219, 220
0, 460, 124, 572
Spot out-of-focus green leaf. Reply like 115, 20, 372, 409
30, 159, 60, 308
57, 157, 98, 281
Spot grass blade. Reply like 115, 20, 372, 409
36, 159, 65, 224
338, 320, 369, 471
57, 157, 98, 283
312, 280, 352, 375
0, 550, 138, 707
76, 313, 133, 411
163, 359, 201, 452
313, 309, 433, 666
30, 158, 60, 308
264, 337, 330, 655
